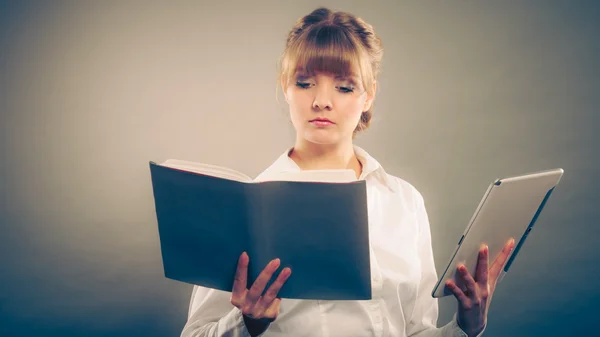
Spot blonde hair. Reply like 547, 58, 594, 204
278, 7, 384, 137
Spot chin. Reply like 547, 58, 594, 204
303, 129, 343, 145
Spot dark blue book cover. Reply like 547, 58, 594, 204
149, 161, 372, 300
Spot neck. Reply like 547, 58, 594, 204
288, 138, 363, 179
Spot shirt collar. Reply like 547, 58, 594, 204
256, 145, 398, 193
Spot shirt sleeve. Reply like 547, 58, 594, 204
405, 190, 487, 337
180, 285, 268, 337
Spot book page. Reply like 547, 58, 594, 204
257, 169, 357, 183
160, 159, 253, 182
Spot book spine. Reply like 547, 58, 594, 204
244, 183, 270, 290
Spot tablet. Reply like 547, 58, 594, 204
431, 168, 564, 298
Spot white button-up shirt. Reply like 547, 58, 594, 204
180, 145, 485, 337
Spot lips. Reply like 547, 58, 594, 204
309, 119, 335, 127
310, 118, 334, 124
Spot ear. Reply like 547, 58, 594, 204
363, 80, 377, 111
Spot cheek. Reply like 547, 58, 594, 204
286, 90, 304, 108
286, 92, 308, 125
287, 91, 312, 114
337, 96, 366, 119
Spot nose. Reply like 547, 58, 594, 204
312, 85, 333, 111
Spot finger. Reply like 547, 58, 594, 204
458, 264, 478, 297
231, 252, 249, 301
446, 280, 469, 305
252, 267, 290, 316
263, 298, 282, 320
247, 258, 281, 304
247, 296, 268, 319
475, 244, 489, 286
261, 267, 292, 305
489, 238, 515, 280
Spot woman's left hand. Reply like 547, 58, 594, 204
445, 237, 516, 337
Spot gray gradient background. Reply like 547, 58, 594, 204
1, 1, 598, 336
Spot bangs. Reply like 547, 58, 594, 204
281, 24, 372, 91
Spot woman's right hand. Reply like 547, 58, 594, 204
230, 252, 292, 334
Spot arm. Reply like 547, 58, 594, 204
180, 285, 258, 337
181, 285, 272, 337
405, 191, 485, 337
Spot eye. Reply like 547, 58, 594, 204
296, 81, 311, 89
338, 86, 354, 93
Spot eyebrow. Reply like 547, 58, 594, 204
337, 76, 359, 86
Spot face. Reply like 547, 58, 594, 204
283, 70, 376, 146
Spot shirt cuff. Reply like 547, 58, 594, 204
217, 307, 257, 337
219, 307, 269, 337
448, 312, 486, 337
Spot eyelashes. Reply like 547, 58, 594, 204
295, 81, 355, 93
296, 81, 311, 89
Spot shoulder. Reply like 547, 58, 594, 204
253, 148, 295, 182
381, 172, 425, 209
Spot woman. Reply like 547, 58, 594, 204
180, 7, 514, 337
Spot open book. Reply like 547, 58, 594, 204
148, 159, 372, 300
